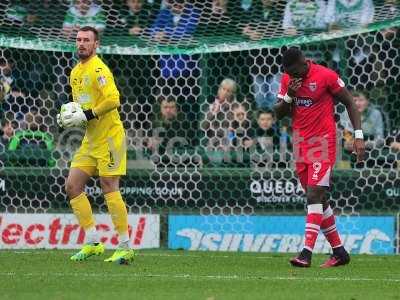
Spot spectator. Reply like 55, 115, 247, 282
325, 0, 374, 30
28, 0, 68, 29
0, 120, 14, 152
246, 110, 280, 151
63, 0, 106, 38
283, 0, 327, 35
202, 78, 242, 151
149, 0, 200, 43
0, 80, 10, 113
0, 69, 11, 107
149, 0, 200, 83
147, 96, 192, 154
229, 102, 252, 149
206, 78, 237, 117
381, 0, 399, 19
0, 57, 28, 121
387, 129, 400, 152
3, 1, 37, 27
240, 0, 282, 109
4, 0, 68, 30
241, 0, 283, 40
118, 0, 152, 36
378, 0, 399, 40
197, 0, 232, 36
341, 92, 384, 151
0, 58, 14, 96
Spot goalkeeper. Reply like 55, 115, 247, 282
57, 26, 133, 264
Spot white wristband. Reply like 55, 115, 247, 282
283, 93, 293, 104
354, 130, 364, 139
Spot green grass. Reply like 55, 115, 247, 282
1, 249, 400, 300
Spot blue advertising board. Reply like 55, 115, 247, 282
168, 215, 395, 254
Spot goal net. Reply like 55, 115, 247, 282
0, 0, 399, 253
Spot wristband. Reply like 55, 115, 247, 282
283, 93, 293, 104
83, 109, 97, 121
354, 129, 364, 139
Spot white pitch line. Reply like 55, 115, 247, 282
1, 272, 399, 283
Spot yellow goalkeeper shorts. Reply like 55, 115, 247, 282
70, 128, 127, 177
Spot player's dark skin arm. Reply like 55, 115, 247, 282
274, 78, 302, 120
335, 88, 366, 162
274, 100, 291, 120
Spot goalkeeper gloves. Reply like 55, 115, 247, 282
57, 102, 97, 128
62, 109, 88, 128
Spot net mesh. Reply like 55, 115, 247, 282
0, 0, 399, 53
0, 0, 399, 253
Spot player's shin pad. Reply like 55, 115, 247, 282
104, 191, 128, 235
70, 193, 95, 230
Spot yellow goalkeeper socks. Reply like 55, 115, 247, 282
70, 193, 98, 243
104, 191, 129, 247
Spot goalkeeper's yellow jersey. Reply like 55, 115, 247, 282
70, 55, 123, 145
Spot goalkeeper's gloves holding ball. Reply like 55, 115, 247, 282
57, 102, 96, 128
62, 109, 87, 128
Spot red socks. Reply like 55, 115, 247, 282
304, 204, 323, 252
321, 205, 342, 248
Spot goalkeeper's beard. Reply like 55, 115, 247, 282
77, 49, 94, 60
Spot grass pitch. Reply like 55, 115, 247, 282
1, 249, 399, 300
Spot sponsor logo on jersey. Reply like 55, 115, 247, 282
83, 75, 90, 86
294, 97, 313, 107
108, 151, 115, 168
77, 93, 90, 104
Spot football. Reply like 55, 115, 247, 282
59, 102, 86, 128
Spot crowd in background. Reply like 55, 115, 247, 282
1, 0, 398, 39
0, 0, 399, 167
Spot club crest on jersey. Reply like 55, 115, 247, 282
309, 82, 317, 92
97, 76, 107, 86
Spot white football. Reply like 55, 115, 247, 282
59, 102, 86, 128
60, 102, 81, 115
